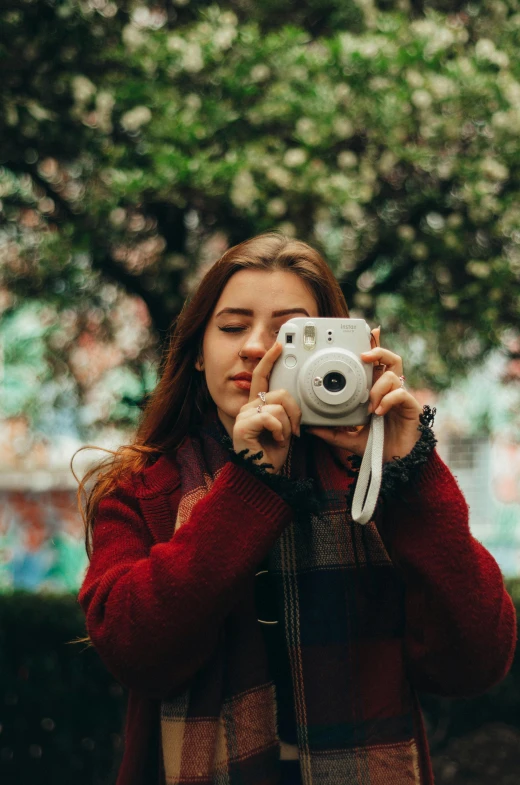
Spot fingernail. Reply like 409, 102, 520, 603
375, 405, 383, 415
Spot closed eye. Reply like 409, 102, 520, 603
219, 326, 279, 334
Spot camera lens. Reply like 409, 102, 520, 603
323, 372, 346, 392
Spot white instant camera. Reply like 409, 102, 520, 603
269, 318, 373, 427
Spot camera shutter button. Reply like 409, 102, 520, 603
284, 354, 297, 368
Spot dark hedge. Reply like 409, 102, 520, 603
0, 583, 518, 785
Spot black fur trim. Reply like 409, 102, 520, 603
219, 433, 321, 515
219, 405, 437, 513
379, 405, 437, 500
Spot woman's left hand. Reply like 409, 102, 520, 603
307, 328, 423, 463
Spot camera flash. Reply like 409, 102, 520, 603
304, 322, 316, 349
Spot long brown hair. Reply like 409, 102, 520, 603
76, 232, 349, 557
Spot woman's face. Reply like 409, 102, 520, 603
196, 269, 319, 437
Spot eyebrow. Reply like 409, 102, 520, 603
215, 307, 310, 318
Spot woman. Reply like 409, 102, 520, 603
78, 232, 516, 785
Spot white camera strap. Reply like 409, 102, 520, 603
350, 414, 384, 525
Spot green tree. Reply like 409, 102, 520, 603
1, 0, 520, 435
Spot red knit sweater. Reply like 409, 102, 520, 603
79, 449, 517, 785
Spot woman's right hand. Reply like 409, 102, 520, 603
233, 342, 302, 474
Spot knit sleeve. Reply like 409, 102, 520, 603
78, 460, 295, 698
379, 447, 517, 698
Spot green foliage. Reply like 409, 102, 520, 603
1, 0, 520, 431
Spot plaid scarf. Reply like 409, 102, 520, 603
160, 410, 422, 784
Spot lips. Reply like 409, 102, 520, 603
231, 373, 252, 382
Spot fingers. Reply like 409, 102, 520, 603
367, 371, 401, 414
370, 327, 381, 349
361, 346, 403, 377
238, 406, 292, 445
249, 342, 283, 401
370, 387, 420, 417
243, 389, 301, 436
367, 371, 419, 416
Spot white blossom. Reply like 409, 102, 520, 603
185, 93, 202, 111
497, 74, 520, 107
329, 174, 351, 192
132, 6, 166, 29
333, 117, 354, 139
428, 75, 457, 99
492, 110, 520, 133
341, 202, 365, 225
437, 160, 454, 180
411, 242, 428, 260
424, 27, 456, 58
475, 38, 509, 68
182, 43, 204, 73
334, 83, 351, 102
358, 184, 373, 203
441, 295, 458, 310
71, 76, 96, 104
120, 106, 152, 132
230, 170, 258, 209
213, 26, 237, 51
369, 77, 391, 91
109, 208, 126, 227
397, 225, 415, 241
447, 213, 463, 228
466, 261, 491, 278
220, 11, 238, 26
122, 24, 146, 51
283, 148, 307, 168
96, 91, 115, 133
266, 198, 287, 217
167, 35, 185, 53
296, 117, 321, 145
406, 69, 424, 88
250, 64, 270, 82
480, 158, 509, 181
411, 89, 432, 109
377, 150, 396, 175
426, 212, 445, 232
266, 166, 292, 189
337, 151, 357, 169
276, 221, 296, 237
296, 117, 315, 136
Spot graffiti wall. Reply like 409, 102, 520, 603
0, 489, 87, 593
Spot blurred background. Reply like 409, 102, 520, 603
0, 0, 519, 782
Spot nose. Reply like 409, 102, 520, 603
238, 326, 276, 360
